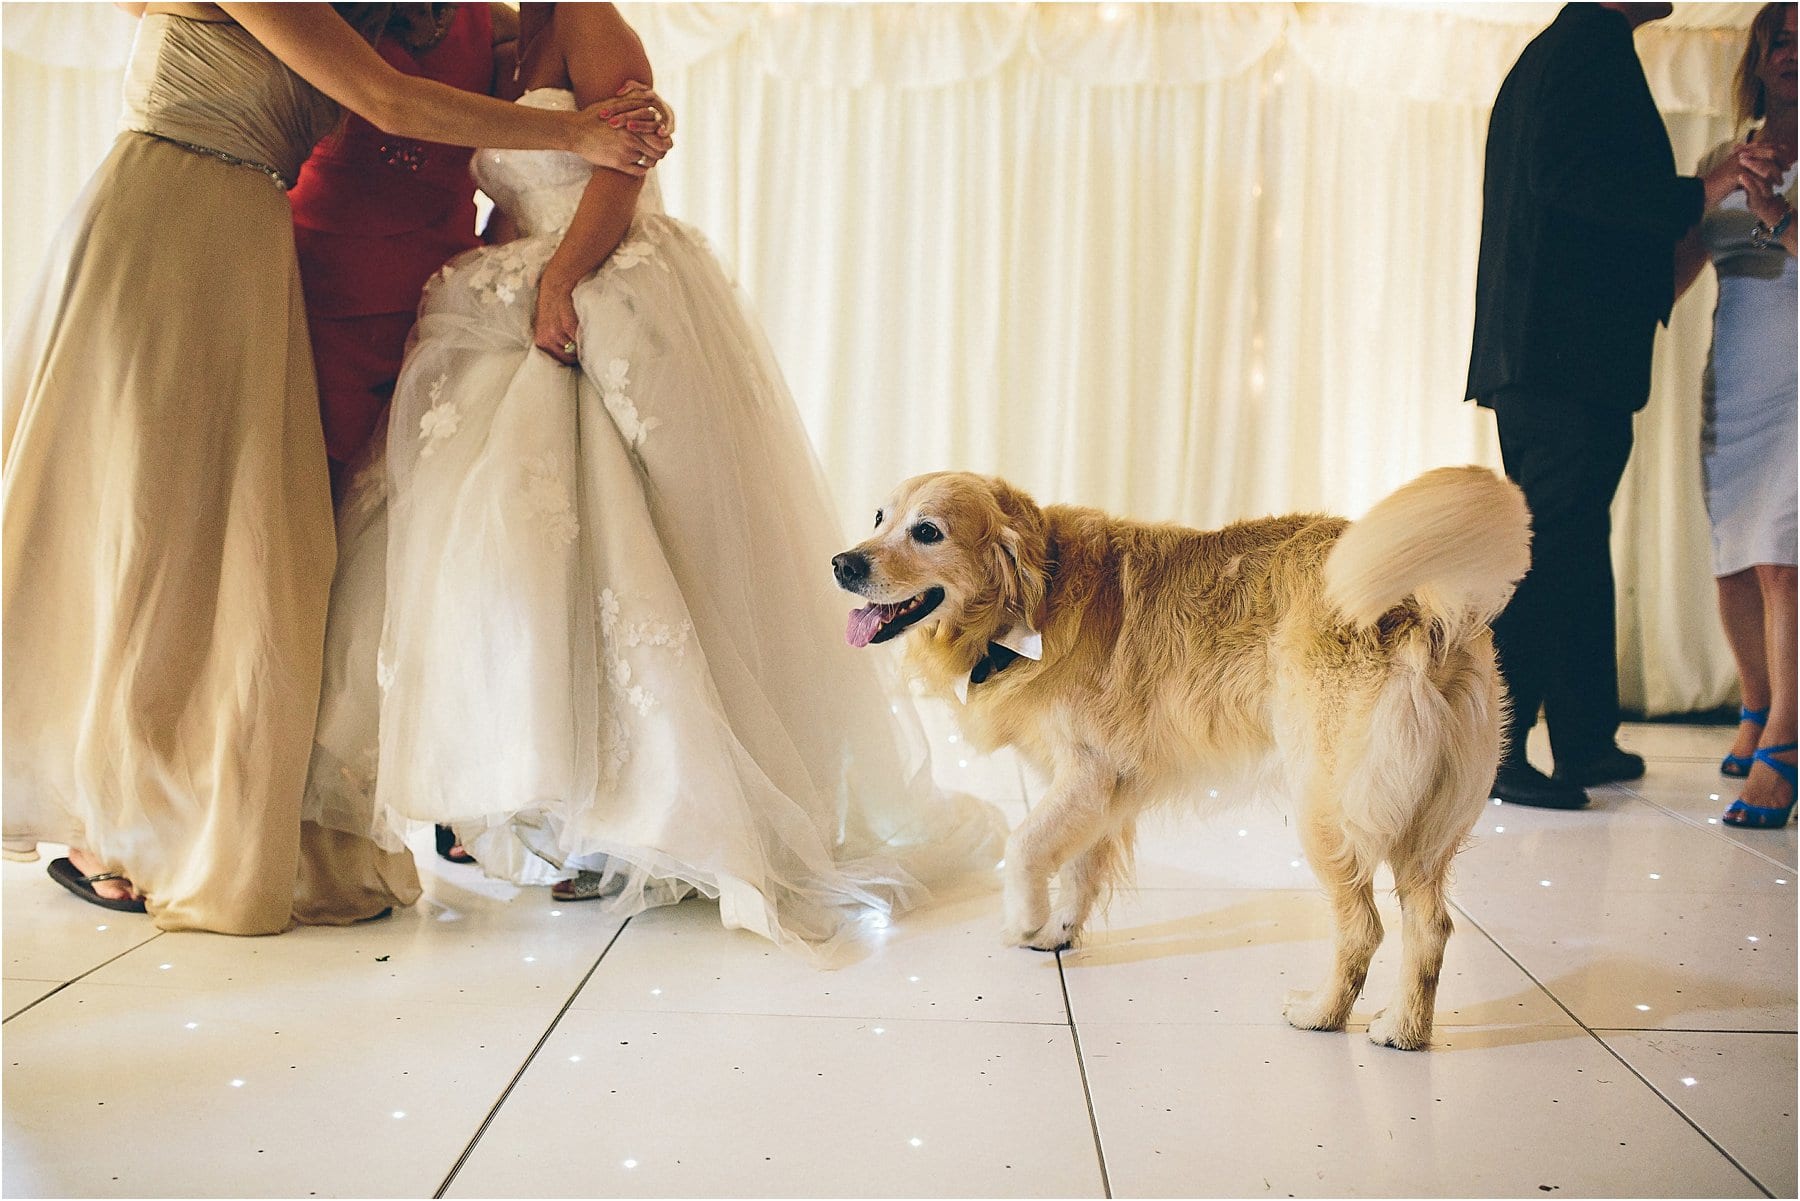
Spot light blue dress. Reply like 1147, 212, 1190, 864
1698, 139, 1797, 575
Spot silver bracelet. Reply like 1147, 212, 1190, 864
1751, 208, 1794, 250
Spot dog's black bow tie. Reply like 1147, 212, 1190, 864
970, 642, 1021, 687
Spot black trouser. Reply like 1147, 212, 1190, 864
1489, 392, 1636, 770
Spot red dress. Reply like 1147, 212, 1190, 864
289, 4, 493, 470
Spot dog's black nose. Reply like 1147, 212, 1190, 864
832, 552, 869, 587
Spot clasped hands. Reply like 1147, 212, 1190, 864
1702, 139, 1792, 228
572, 80, 675, 178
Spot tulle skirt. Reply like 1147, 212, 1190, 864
307, 212, 1002, 962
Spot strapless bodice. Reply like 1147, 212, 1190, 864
121, 13, 340, 187
472, 88, 663, 237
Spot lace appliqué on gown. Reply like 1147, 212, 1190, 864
607, 233, 668, 275
520, 455, 579, 545
417, 374, 459, 456
594, 587, 693, 787
437, 237, 554, 307
596, 358, 659, 450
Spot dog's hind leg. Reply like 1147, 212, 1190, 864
1002, 754, 1117, 951
1283, 812, 1381, 1034
1367, 857, 1454, 1051
1368, 673, 1497, 1049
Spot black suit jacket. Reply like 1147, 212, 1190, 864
1465, 4, 1704, 413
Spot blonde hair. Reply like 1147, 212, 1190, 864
1733, 3, 1793, 129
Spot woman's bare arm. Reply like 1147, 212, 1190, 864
532, 4, 657, 363
216, 3, 665, 173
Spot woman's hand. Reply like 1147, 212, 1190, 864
1741, 164, 1793, 230
1705, 141, 1785, 208
534, 272, 582, 367
567, 83, 673, 177
568, 107, 662, 176
600, 81, 674, 139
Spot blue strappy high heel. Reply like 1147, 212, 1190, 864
1721, 743, 1797, 828
1721, 706, 1769, 778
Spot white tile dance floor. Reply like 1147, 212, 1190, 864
4, 713, 1794, 1198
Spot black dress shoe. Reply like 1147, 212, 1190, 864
1491, 763, 1590, 810
434, 823, 476, 865
1554, 746, 1645, 786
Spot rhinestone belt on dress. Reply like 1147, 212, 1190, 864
131, 129, 291, 190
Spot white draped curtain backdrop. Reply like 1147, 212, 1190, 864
0, 1, 1767, 715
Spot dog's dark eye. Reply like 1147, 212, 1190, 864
911, 522, 943, 544
874, 509, 884, 529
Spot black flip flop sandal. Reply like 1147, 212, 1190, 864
46, 857, 146, 914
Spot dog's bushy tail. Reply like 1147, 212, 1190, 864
1323, 466, 1531, 634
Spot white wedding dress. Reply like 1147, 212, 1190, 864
305, 89, 1003, 962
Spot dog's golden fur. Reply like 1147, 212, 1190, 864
837, 467, 1531, 1050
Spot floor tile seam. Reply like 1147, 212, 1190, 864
1053, 1017, 1584, 1031
1487, 787, 1757, 823
1055, 950, 1113, 1200
1450, 896, 1644, 1032
1448, 891, 1798, 1021
1589, 1026, 1800, 1036
1450, 898, 1777, 1199
1102, 869, 1791, 895
432, 917, 633, 1199
0, 931, 166, 1025
1585, 1040, 1781, 1199
1449, 881, 1798, 902
18, 978, 624, 1008
559, 1006, 1076, 1029
1612, 791, 1798, 872
1448, 884, 1795, 899
1592, 1025, 1800, 1034
21, 978, 651, 1018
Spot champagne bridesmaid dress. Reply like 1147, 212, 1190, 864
2, 12, 420, 933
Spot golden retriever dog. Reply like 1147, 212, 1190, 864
832, 467, 1530, 1050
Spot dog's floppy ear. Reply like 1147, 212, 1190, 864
988, 480, 1049, 631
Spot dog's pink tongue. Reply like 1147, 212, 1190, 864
846, 604, 889, 648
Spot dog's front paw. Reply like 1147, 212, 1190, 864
1282, 989, 1345, 1033
1367, 1007, 1431, 1051
1002, 886, 1050, 950
1001, 920, 1073, 953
